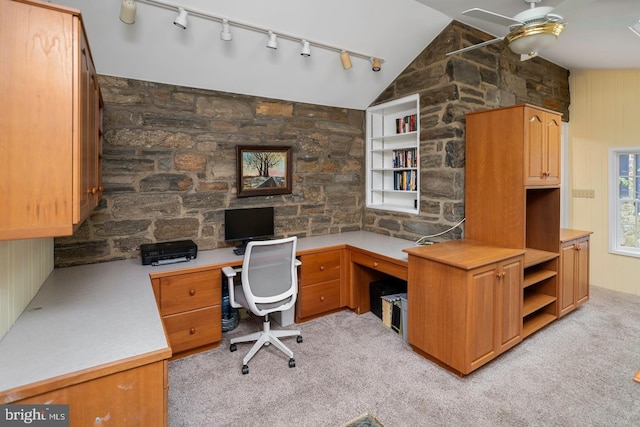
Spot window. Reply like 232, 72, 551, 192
609, 148, 640, 257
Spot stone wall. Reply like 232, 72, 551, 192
54, 21, 570, 266
54, 77, 365, 266
363, 21, 570, 242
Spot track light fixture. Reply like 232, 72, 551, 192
173, 7, 188, 29
300, 40, 311, 57
220, 19, 232, 41
267, 31, 278, 49
371, 57, 381, 72
119, 0, 137, 24
119, 0, 384, 71
340, 51, 352, 70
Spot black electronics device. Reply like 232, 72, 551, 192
224, 206, 274, 255
140, 240, 198, 266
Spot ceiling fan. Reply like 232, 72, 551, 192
447, 0, 582, 61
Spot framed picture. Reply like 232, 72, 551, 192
236, 145, 293, 197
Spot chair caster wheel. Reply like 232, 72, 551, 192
288, 358, 296, 368
230, 343, 237, 352
242, 365, 249, 375
296, 335, 303, 343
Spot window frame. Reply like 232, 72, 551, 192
608, 147, 640, 258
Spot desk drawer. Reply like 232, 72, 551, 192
164, 306, 221, 354
351, 251, 407, 280
298, 279, 341, 319
160, 270, 220, 316
300, 250, 341, 286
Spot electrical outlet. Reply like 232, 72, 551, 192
572, 189, 595, 198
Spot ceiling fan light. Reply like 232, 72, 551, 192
505, 22, 563, 56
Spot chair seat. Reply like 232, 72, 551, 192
233, 284, 293, 314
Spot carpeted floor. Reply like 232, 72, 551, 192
168, 286, 640, 426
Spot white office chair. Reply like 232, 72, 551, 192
222, 236, 303, 375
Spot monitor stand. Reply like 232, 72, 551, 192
233, 240, 250, 256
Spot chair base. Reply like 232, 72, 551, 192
230, 315, 301, 367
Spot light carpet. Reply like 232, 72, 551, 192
168, 286, 640, 426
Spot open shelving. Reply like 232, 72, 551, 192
366, 94, 420, 214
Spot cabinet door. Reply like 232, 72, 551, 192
544, 113, 561, 184
525, 110, 546, 185
559, 241, 577, 317
524, 108, 561, 186
575, 237, 590, 306
496, 257, 523, 353
468, 265, 497, 370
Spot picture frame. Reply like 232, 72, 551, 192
236, 145, 293, 198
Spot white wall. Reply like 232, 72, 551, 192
0, 238, 53, 339
568, 69, 640, 296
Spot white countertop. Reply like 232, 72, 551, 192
0, 230, 414, 396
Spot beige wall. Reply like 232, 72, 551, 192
0, 238, 53, 339
568, 70, 640, 296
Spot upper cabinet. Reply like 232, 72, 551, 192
0, 0, 102, 241
524, 108, 561, 186
365, 94, 420, 215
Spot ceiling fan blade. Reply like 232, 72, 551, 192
446, 37, 504, 56
461, 8, 522, 28
550, 0, 597, 20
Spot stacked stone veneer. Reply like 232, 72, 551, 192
54, 77, 365, 266
363, 21, 569, 241
54, 21, 570, 266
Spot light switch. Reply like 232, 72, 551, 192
572, 189, 595, 198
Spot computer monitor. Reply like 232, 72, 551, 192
224, 207, 274, 251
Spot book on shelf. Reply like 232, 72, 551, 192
392, 149, 417, 168
393, 170, 417, 191
395, 114, 417, 134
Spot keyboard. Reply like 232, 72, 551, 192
233, 246, 246, 256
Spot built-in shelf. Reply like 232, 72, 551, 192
524, 248, 559, 268
523, 269, 557, 288
366, 94, 420, 215
523, 292, 556, 317
522, 312, 556, 338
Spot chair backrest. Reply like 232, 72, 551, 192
241, 236, 298, 316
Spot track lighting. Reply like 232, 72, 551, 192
371, 57, 381, 72
340, 51, 352, 70
118, 0, 384, 71
173, 7, 188, 29
300, 40, 311, 57
267, 31, 278, 49
220, 19, 232, 41
119, 0, 137, 24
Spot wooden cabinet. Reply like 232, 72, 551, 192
12, 360, 168, 426
151, 269, 222, 357
365, 94, 420, 214
297, 250, 343, 320
404, 241, 524, 376
558, 229, 592, 317
524, 108, 561, 186
0, 0, 102, 240
466, 104, 566, 340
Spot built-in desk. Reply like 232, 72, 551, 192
0, 231, 413, 424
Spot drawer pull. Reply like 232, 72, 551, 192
320, 296, 325, 302
189, 289, 196, 296
320, 265, 325, 271
373, 262, 378, 267
190, 327, 196, 334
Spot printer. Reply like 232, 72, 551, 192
140, 240, 198, 266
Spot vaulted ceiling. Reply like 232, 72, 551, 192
54, 0, 640, 110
